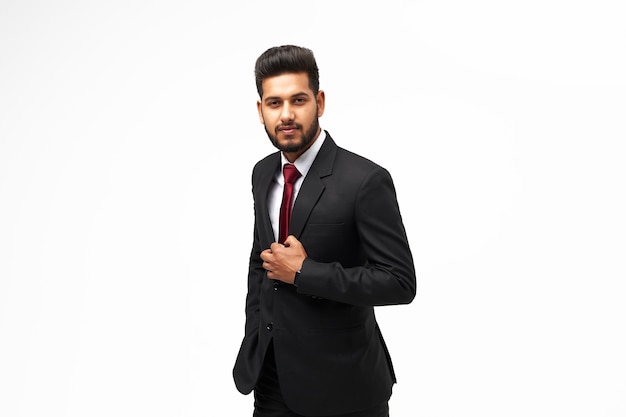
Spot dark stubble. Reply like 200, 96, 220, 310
265, 115, 320, 154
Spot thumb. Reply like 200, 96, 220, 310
283, 235, 300, 248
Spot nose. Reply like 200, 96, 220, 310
280, 102, 294, 122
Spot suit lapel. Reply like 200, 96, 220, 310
290, 134, 337, 239
255, 153, 281, 245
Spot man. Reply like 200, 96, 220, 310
233, 45, 416, 417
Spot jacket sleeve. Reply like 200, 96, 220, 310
295, 166, 416, 306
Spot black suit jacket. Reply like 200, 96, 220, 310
233, 132, 416, 416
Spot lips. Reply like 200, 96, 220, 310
278, 125, 299, 134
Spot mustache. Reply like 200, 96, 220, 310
276, 123, 302, 132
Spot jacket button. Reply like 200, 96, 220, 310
266, 322, 273, 331
273, 283, 279, 291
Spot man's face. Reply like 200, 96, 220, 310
257, 72, 325, 161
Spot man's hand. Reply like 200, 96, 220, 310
260, 235, 307, 284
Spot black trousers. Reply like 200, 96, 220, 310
253, 342, 390, 417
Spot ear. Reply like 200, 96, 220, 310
256, 100, 265, 124
316, 90, 325, 117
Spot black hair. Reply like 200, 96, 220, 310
254, 45, 320, 98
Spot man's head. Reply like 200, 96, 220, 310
255, 45, 325, 162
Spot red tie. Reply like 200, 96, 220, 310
279, 164, 301, 243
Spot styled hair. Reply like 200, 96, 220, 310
254, 45, 320, 98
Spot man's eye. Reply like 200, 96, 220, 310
294, 98, 305, 104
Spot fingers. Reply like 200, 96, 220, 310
282, 235, 307, 259
282, 235, 304, 249
260, 238, 304, 284
262, 237, 303, 262
282, 235, 296, 247
261, 247, 276, 274
270, 242, 285, 251
260, 248, 272, 262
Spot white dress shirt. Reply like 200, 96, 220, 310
268, 129, 327, 242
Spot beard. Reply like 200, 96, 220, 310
265, 116, 320, 154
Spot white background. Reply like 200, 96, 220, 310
1, 1, 625, 416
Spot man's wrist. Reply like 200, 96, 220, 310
293, 268, 301, 286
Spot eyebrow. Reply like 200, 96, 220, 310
264, 92, 310, 102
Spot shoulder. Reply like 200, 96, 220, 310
325, 131, 382, 167
336, 146, 382, 168
252, 151, 280, 176
334, 145, 391, 182
320, 132, 390, 178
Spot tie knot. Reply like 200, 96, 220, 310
283, 164, 301, 185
